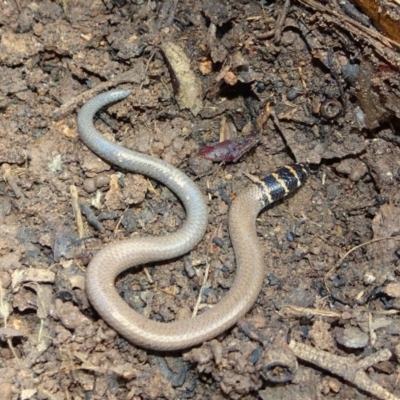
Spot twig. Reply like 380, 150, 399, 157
139, 50, 157, 96
299, 0, 400, 68
38, 319, 44, 343
143, 268, 154, 284
278, 304, 342, 319
192, 258, 210, 317
114, 205, 128, 234
301, 0, 398, 48
279, 305, 399, 320
53, 69, 140, 121
289, 340, 398, 400
274, 0, 292, 43
165, 0, 179, 27
70, 185, 85, 239
14, 0, 21, 12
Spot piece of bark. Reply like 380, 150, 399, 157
161, 42, 203, 116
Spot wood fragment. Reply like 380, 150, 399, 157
278, 305, 342, 319
352, 0, 400, 44
355, 58, 390, 129
11, 269, 55, 289
338, 0, 372, 27
274, 0, 292, 43
299, 0, 400, 69
70, 185, 85, 239
53, 69, 140, 121
192, 258, 210, 318
143, 268, 154, 284
160, 42, 203, 116
0, 327, 26, 339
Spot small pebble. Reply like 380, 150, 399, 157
54, 299, 89, 330
334, 326, 368, 349
255, 82, 265, 93
212, 237, 225, 248
95, 173, 110, 188
83, 178, 97, 193
349, 163, 368, 182
0, 270, 11, 288
267, 273, 279, 286
376, 195, 388, 205
287, 87, 303, 101
187, 155, 213, 176
300, 325, 310, 340
342, 62, 360, 83
363, 272, 376, 285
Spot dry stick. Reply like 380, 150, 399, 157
53, 69, 141, 121
114, 205, 128, 235
324, 236, 400, 291
70, 185, 85, 239
13, 0, 21, 12
192, 221, 226, 317
192, 257, 211, 318
143, 268, 154, 284
289, 340, 398, 400
299, 0, 400, 68
138, 50, 156, 97
279, 304, 342, 319
280, 304, 399, 320
274, 0, 292, 43
165, 0, 179, 27
300, 0, 399, 48
37, 319, 44, 344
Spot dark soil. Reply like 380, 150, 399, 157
1, 1, 400, 399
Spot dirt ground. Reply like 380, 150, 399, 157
1, 0, 400, 399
